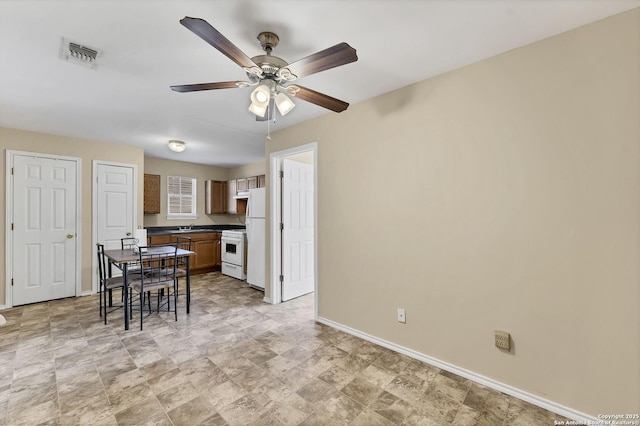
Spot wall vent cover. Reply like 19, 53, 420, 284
59, 37, 103, 69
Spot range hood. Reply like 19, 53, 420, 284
233, 191, 250, 200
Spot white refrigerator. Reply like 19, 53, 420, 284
246, 187, 266, 290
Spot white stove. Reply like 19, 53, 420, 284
221, 229, 246, 280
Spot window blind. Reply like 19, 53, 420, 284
167, 176, 196, 218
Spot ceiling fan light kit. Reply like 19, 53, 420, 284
275, 93, 295, 116
168, 140, 186, 152
170, 17, 358, 122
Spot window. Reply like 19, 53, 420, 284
167, 176, 196, 219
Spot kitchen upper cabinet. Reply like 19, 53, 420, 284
226, 179, 237, 214
144, 174, 161, 214
258, 174, 265, 188
247, 176, 258, 190
236, 178, 247, 193
205, 180, 226, 214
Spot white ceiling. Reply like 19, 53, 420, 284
1, 1, 638, 167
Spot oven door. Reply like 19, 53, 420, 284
221, 237, 243, 265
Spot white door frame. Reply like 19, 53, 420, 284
269, 142, 318, 316
91, 160, 138, 293
5, 150, 82, 309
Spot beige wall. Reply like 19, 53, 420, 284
0, 128, 145, 305
143, 156, 235, 227
227, 160, 265, 180
266, 9, 640, 416
142, 157, 266, 227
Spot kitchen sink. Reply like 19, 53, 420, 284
169, 228, 217, 234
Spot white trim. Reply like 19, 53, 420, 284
92, 160, 138, 294
317, 316, 599, 424
269, 142, 318, 322
262, 296, 272, 304
5, 150, 82, 309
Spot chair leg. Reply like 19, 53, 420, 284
173, 284, 178, 322
99, 284, 103, 317
140, 290, 144, 331
103, 285, 108, 325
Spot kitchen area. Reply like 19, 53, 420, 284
141, 156, 266, 291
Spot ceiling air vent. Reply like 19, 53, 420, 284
59, 37, 103, 69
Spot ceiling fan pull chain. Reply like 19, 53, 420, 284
266, 116, 271, 141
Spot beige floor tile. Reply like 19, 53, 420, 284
0, 272, 567, 426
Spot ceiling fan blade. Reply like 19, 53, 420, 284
170, 81, 247, 92
180, 17, 258, 70
283, 43, 357, 79
288, 85, 349, 113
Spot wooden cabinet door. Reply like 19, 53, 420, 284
193, 240, 216, 269
226, 179, 237, 214
205, 180, 226, 214
143, 174, 161, 214
236, 178, 247, 193
214, 233, 221, 266
247, 176, 258, 190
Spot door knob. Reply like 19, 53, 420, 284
126, 232, 132, 236
66, 233, 74, 239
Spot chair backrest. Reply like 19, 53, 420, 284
174, 237, 192, 266
96, 243, 107, 283
174, 236, 192, 251
137, 246, 178, 288
121, 237, 138, 250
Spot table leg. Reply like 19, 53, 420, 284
186, 256, 191, 314
123, 263, 129, 330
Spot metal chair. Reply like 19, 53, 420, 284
96, 243, 125, 325
121, 237, 145, 277
121, 237, 138, 249
128, 246, 178, 330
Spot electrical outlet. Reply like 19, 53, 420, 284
397, 308, 406, 323
495, 330, 510, 350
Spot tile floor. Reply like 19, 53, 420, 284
0, 272, 569, 425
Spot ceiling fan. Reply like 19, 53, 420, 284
170, 17, 358, 120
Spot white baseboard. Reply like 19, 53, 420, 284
0, 305, 7, 310
317, 316, 597, 423
80, 290, 94, 297
263, 296, 273, 304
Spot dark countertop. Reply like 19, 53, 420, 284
146, 225, 245, 235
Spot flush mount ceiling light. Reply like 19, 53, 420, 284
168, 140, 186, 152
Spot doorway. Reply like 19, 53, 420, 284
269, 143, 317, 315
5, 151, 81, 307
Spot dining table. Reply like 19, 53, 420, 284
103, 245, 195, 330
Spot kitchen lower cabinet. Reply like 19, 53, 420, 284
147, 232, 221, 274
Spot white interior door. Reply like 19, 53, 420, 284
94, 162, 135, 282
96, 163, 134, 248
11, 154, 78, 306
281, 158, 314, 301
